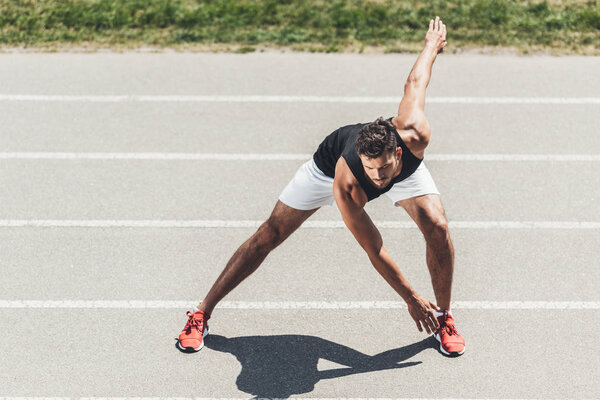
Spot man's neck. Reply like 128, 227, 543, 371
392, 159, 404, 179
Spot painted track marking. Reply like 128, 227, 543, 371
0, 300, 598, 309
0, 220, 598, 229
1, 152, 599, 161
0, 94, 599, 104
0, 397, 561, 400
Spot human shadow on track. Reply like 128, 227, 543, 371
205, 334, 435, 399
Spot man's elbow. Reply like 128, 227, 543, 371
416, 129, 431, 148
358, 230, 384, 257
364, 241, 384, 261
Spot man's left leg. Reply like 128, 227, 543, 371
396, 194, 453, 310
396, 194, 465, 356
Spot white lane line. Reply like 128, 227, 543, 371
0, 94, 599, 104
1, 152, 600, 161
0, 398, 557, 400
1, 220, 599, 229
428, 154, 600, 161
431, 97, 600, 104
0, 152, 312, 160
0, 398, 566, 400
0, 300, 598, 309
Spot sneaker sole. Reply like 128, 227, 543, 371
433, 332, 465, 357
177, 325, 209, 353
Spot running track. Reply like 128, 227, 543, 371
0, 53, 598, 399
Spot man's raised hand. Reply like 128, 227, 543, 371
425, 16, 447, 53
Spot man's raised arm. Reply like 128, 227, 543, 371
401, 17, 447, 111
393, 17, 447, 154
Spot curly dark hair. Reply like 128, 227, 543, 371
355, 117, 397, 158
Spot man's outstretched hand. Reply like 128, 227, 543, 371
407, 293, 441, 334
425, 16, 447, 53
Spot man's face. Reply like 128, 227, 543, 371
359, 148, 402, 188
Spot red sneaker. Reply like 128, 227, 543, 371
177, 310, 209, 352
433, 311, 465, 357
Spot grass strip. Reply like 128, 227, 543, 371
0, 0, 598, 53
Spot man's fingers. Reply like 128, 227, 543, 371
422, 319, 431, 334
427, 304, 440, 329
435, 16, 440, 31
427, 318, 436, 334
417, 313, 433, 334
415, 319, 423, 332
428, 315, 437, 330
429, 19, 434, 31
430, 314, 440, 329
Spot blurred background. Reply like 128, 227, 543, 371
0, 0, 598, 54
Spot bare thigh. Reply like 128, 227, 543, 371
263, 200, 319, 246
395, 194, 448, 234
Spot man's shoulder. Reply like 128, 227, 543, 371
333, 156, 354, 183
392, 114, 430, 157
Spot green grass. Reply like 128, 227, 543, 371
0, 0, 599, 53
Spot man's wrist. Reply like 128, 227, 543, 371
402, 290, 419, 304
422, 44, 439, 56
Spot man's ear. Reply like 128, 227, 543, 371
396, 146, 403, 161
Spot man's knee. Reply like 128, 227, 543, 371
251, 217, 285, 254
417, 205, 449, 241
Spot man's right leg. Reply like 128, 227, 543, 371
178, 157, 332, 352
198, 200, 318, 316
178, 200, 317, 352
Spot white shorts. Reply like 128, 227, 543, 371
279, 159, 440, 210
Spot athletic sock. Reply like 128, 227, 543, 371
193, 306, 210, 320
434, 309, 452, 318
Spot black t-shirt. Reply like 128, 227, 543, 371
312, 118, 423, 201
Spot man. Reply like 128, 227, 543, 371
177, 17, 465, 357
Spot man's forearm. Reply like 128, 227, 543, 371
368, 245, 417, 302
404, 46, 439, 92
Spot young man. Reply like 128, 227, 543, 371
178, 17, 465, 357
